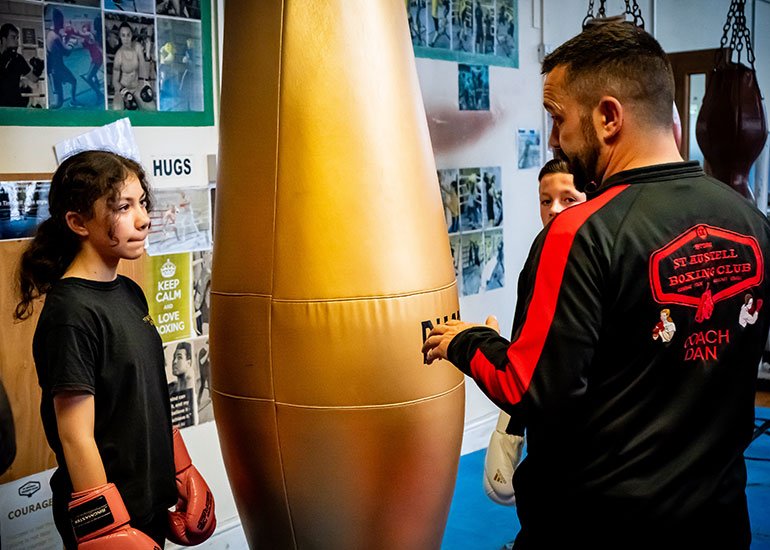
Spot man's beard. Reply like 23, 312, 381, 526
555, 114, 601, 193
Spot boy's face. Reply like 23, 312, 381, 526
538, 172, 586, 226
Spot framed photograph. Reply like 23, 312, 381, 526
0, 0, 214, 126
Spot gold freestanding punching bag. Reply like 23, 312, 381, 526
211, 2, 465, 549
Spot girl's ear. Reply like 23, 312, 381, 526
64, 211, 89, 237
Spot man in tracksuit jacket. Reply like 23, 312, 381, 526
423, 21, 770, 549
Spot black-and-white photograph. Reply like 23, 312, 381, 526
165, 339, 198, 428
147, 186, 212, 255
438, 168, 460, 234
192, 249, 211, 336
163, 337, 213, 427
104, 0, 155, 15
461, 231, 483, 297
192, 337, 213, 423
482, 229, 504, 291
156, 0, 201, 20
458, 63, 489, 111
104, 11, 157, 111
426, 0, 450, 48
1, 1, 46, 108
157, 17, 203, 111
459, 167, 483, 231
482, 166, 502, 228
0, 180, 50, 240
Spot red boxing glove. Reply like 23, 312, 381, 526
68, 483, 160, 549
167, 427, 216, 545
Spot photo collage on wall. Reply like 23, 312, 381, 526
439, 166, 504, 297
143, 188, 212, 429
407, 0, 518, 68
0, 0, 204, 112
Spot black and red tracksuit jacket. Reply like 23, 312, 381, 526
448, 162, 770, 548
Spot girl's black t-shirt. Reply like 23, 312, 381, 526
33, 275, 176, 523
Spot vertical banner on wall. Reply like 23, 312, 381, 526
0, 469, 59, 550
145, 252, 192, 343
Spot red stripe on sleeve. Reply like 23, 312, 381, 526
470, 184, 629, 405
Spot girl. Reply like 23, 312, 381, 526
15, 151, 205, 548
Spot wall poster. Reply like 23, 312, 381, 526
0, 175, 50, 241
408, 0, 518, 68
0, 0, 213, 126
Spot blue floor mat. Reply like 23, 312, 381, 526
443, 407, 770, 549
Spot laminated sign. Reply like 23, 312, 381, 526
145, 253, 193, 343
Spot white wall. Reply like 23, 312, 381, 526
415, 0, 545, 453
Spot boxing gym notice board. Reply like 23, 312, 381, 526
0, 0, 214, 127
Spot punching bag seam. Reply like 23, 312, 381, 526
212, 380, 464, 409
210, 280, 457, 302
268, 3, 298, 548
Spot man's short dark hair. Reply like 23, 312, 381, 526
541, 21, 674, 129
175, 341, 192, 361
538, 158, 571, 182
0, 23, 19, 41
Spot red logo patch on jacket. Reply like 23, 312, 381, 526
649, 224, 764, 322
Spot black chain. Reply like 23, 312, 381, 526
623, 0, 645, 29
583, 0, 595, 28
719, 0, 756, 69
584, 0, 644, 29
597, 0, 607, 18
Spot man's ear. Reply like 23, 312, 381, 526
64, 211, 89, 237
596, 96, 623, 142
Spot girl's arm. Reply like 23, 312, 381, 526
53, 391, 107, 491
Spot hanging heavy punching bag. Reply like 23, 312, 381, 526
696, 0, 768, 198
211, 2, 465, 549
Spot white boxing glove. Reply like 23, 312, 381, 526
482, 410, 524, 506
